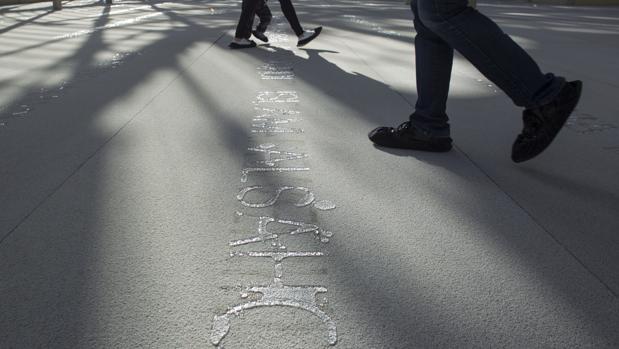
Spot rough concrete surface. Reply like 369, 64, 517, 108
1, 0, 618, 348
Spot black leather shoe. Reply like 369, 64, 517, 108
512, 80, 582, 163
229, 40, 257, 49
297, 27, 322, 47
368, 121, 452, 152
252, 30, 268, 42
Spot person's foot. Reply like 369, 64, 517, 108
297, 27, 322, 47
368, 121, 453, 152
511, 80, 583, 163
229, 38, 257, 49
252, 30, 268, 42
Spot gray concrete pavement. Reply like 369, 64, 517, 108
1, 0, 618, 348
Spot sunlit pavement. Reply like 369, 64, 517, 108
1, 0, 618, 347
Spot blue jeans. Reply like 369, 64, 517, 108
410, 0, 565, 135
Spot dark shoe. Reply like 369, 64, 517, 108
368, 121, 452, 152
297, 27, 322, 47
252, 30, 268, 42
229, 40, 257, 49
511, 80, 582, 163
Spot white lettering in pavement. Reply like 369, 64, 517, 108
237, 186, 315, 208
255, 106, 300, 117
252, 117, 303, 134
255, 91, 299, 103
240, 166, 310, 183
212, 74, 337, 346
257, 61, 295, 80
252, 107, 303, 134
229, 211, 333, 247
210, 285, 337, 346
248, 143, 308, 167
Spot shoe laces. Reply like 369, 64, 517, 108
395, 121, 411, 133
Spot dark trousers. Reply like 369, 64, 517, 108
234, 0, 303, 39
409, 0, 564, 134
277, 0, 303, 36
255, 0, 272, 33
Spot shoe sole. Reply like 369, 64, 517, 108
297, 27, 322, 47
229, 41, 257, 49
369, 134, 453, 152
376, 141, 453, 152
512, 80, 582, 163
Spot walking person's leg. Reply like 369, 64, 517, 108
275, 0, 322, 47
417, 0, 564, 109
253, 0, 272, 42
230, 0, 262, 48
370, 0, 582, 162
277, 0, 303, 35
410, 0, 454, 140
369, 0, 454, 151
255, 1, 272, 33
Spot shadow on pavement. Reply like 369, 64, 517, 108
1, 0, 618, 346
226, 40, 619, 346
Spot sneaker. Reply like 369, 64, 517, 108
229, 38, 257, 49
252, 30, 268, 43
368, 121, 452, 152
297, 27, 322, 47
511, 80, 582, 163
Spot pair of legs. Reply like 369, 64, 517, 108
370, 0, 580, 162
231, 0, 321, 48
234, 0, 303, 40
